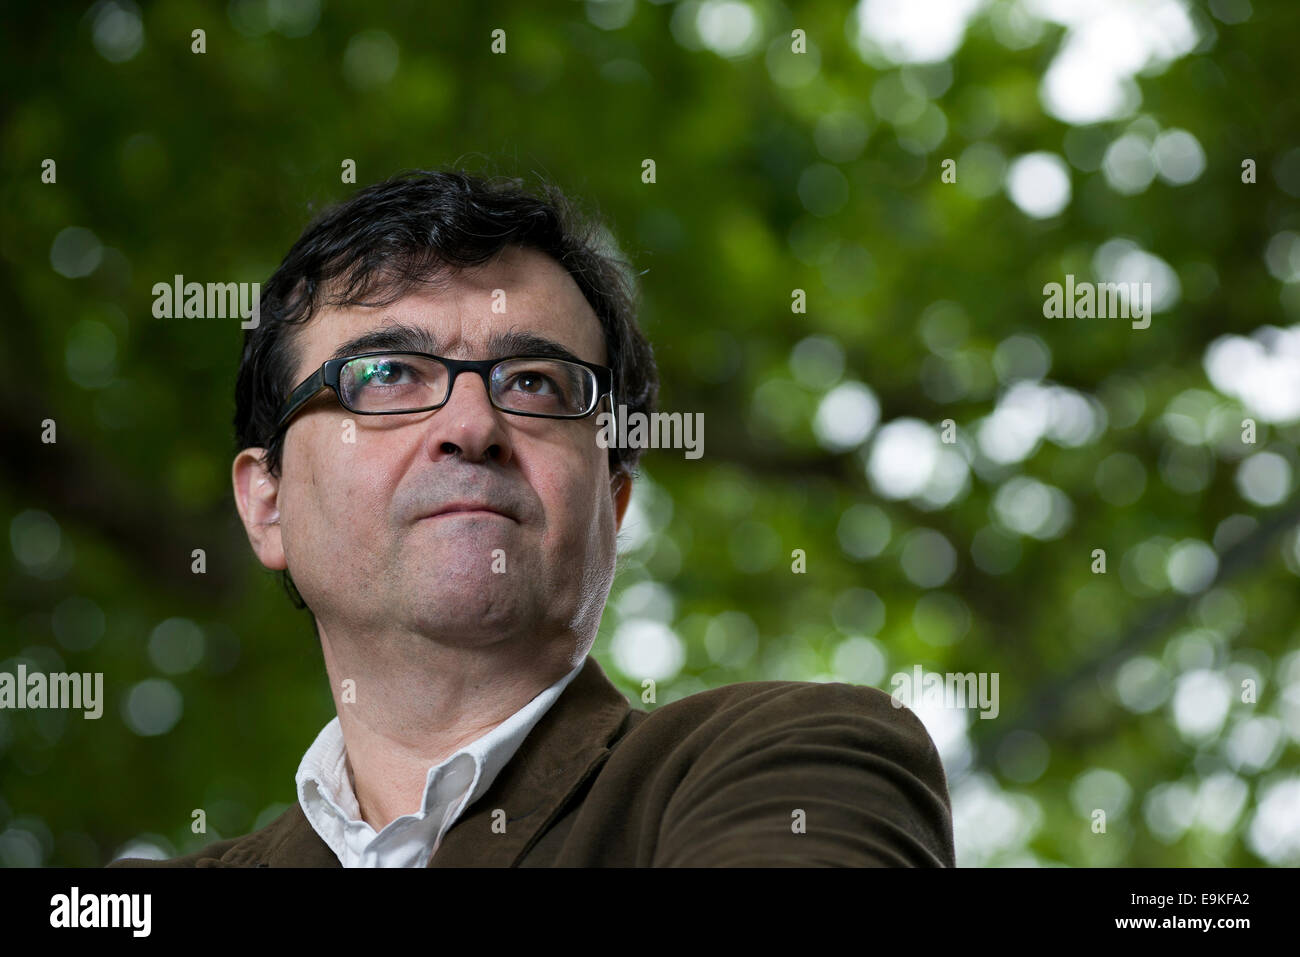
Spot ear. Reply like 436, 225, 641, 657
232, 448, 288, 571
611, 471, 633, 532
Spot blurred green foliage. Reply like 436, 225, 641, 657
2, 0, 1298, 867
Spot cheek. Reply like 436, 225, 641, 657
523, 436, 598, 541
551, 453, 616, 554
279, 426, 395, 555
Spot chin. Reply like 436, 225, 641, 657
411, 582, 533, 635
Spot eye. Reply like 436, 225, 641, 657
358, 360, 414, 387
505, 371, 558, 395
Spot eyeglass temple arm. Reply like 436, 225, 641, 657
275, 366, 327, 433
606, 385, 618, 447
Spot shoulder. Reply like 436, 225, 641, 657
660, 677, 905, 714
636, 678, 937, 748
606, 678, 955, 866
622, 677, 949, 797
105, 836, 246, 869
105, 804, 304, 868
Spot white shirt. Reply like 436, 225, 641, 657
295, 659, 585, 867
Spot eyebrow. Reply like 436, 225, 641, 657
327, 323, 437, 360
327, 323, 591, 365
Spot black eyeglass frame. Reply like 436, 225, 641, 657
271, 350, 616, 438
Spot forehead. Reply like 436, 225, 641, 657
289, 246, 607, 380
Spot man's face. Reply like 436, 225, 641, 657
233, 246, 632, 650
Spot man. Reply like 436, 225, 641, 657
109, 169, 955, 867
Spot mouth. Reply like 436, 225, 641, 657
422, 503, 517, 523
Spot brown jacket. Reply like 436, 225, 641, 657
108, 654, 955, 867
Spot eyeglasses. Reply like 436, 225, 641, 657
272, 351, 615, 437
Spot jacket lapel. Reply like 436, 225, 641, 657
202, 800, 336, 867
428, 653, 632, 867
260, 805, 345, 867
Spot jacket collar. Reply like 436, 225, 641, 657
221, 654, 632, 868
428, 653, 632, 866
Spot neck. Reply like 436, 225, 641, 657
317, 624, 584, 831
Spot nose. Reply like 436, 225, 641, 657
423, 368, 514, 465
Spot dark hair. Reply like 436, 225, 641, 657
233, 167, 658, 609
